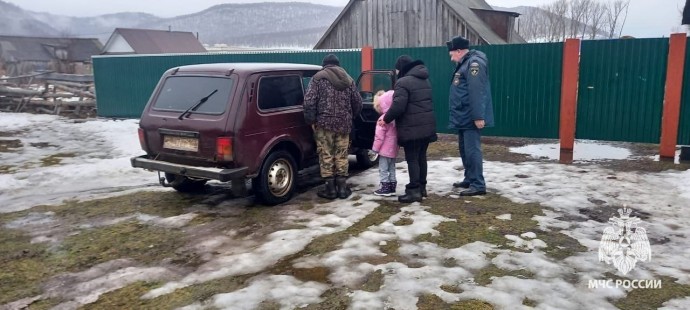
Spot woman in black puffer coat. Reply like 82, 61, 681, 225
380, 55, 437, 203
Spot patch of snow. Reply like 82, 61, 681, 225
0, 113, 158, 212
496, 213, 511, 221
211, 275, 328, 309
510, 140, 631, 161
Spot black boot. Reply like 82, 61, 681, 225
398, 186, 422, 203
420, 181, 427, 198
317, 177, 337, 200
335, 176, 352, 199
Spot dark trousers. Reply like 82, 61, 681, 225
402, 139, 429, 188
458, 129, 485, 190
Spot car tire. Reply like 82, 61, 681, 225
252, 150, 297, 206
165, 173, 207, 193
356, 149, 379, 168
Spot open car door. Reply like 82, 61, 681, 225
350, 70, 396, 168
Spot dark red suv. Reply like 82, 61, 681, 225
131, 63, 392, 205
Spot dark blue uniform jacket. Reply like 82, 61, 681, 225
448, 50, 495, 130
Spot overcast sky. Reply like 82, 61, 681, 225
5, 0, 686, 38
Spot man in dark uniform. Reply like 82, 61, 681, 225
446, 36, 494, 196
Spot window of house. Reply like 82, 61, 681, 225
258, 75, 304, 110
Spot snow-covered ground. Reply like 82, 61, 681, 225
1, 112, 690, 309
0, 113, 158, 213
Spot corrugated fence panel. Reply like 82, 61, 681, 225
679, 39, 690, 145
374, 43, 563, 138
576, 38, 668, 143
93, 50, 361, 118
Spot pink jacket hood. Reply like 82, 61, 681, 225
372, 90, 398, 158
376, 90, 394, 114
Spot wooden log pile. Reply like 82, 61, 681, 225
0, 72, 96, 118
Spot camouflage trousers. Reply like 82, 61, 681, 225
314, 127, 350, 178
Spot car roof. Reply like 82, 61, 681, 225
173, 63, 323, 74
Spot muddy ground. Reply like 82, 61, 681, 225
1, 136, 689, 309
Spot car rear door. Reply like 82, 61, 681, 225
140, 74, 238, 165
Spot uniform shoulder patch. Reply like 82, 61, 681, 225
470, 62, 480, 76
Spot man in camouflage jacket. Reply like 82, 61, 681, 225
304, 54, 362, 199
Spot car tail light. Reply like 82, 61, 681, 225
216, 137, 233, 161
138, 128, 147, 151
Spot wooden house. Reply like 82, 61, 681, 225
0, 35, 102, 77
314, 0, 524, 49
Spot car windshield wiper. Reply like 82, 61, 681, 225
178, 89, 218, 120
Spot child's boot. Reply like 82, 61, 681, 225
389, 182, 397, 196
374, 182, 393, 197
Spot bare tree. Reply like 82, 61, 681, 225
515, 0, 628, 42
539, 0, 569, 41
586, 2, 606, 39
604, 0, 631, 38
569, 0, 590, 38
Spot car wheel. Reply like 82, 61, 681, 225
356, 149, 379, 168
252, 150, 296, 205
164, 173, 207, 193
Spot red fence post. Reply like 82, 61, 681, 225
659, 33, 687, 159
559, 39, 581, 162
360, 46, 374, 92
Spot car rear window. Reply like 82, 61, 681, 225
153, 76, 234, 114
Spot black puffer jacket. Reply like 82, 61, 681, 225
383, 60, 436, 144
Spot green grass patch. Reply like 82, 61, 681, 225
359, 269, 384, 292
0, 138, 22, 152
414, 195, 541, 249
26, 298, 62, 309
300, 203, 316, 211
523, 298, 537, 307
40, 152, 77, 167
3, 191, 205, 223
393, 217, 413, 226
52, 221, 184, 271
302, 288, 351, 310
610, 275, 690, 310
414, 195, 587, 260
474, 264, 534, 286
417, 294, 495, 310
84, 274, 255, 309
440, 284, 463, 294
0, 164, 15, 174
0, 227, 53, 304
380, 240, 400, 257
537, 230, 588, 260
0, 219, 184, 305
290, 267, 331, 283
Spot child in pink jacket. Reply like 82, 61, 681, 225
372, 90, 398, 196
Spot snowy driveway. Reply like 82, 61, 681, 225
1, 113, 689, 310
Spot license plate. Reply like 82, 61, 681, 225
163, 135, 198, 152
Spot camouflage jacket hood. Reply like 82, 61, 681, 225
313, 65, 354, 91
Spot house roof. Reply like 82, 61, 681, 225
103, 28, 206, 54
315, 0, 519, 48
442, 0, 506, 44
0, 35, 102, 62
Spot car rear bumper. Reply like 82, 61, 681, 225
131, 155, 247, 182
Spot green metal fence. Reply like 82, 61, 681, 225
93, 50, 361, 118
679, 40, 690, 145
576, 38, 668, 143
374, 43, 563, 138
93, 40, 686, 145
